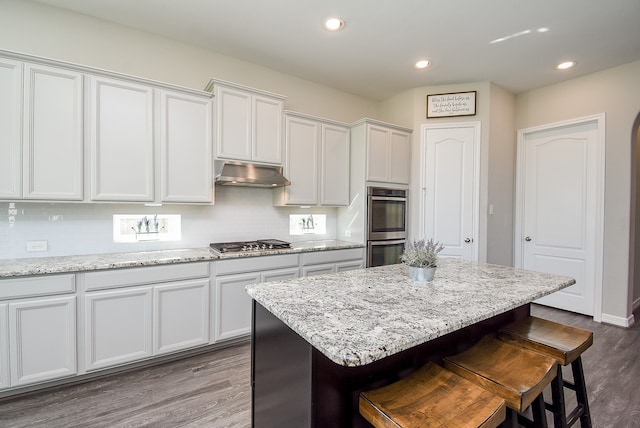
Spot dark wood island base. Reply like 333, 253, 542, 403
251, 301, 530, 427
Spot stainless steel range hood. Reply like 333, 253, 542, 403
214, 160, 291, 188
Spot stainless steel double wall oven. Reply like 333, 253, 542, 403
367, 186, 408, 267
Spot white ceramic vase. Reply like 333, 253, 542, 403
408, 266, 436, 282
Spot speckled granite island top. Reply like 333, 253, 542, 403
246, 258, 575, 367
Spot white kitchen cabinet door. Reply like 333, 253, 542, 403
215, 85, 252, 161
8, 296, 76, 387
23, 63, 83, 200
320, 124, 350, 206
281, 114, 319, 205
0, 58, 22, 199
366, 125, 390, 183
0, 304, 9, 390
84, 287, 153, 371
366, 124, 411, 185
214, 272, 260, 341
89, 76, 154, 201
252, 94, 283, 164
153, 279, 210, 355
159, 90, 213, 203
389, 129, 411, 185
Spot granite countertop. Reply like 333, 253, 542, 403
0, 240, 364, 278
246, 258, 575, 367
213, 239, 364, 259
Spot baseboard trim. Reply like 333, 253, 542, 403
601, 312, 635, 328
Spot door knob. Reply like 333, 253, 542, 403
464, 237, 473, 243
525, 236, 532, 241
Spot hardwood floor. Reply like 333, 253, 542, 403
0, 304, 638, 427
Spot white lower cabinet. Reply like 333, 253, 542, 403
82, 262, 210, 372
301, 248, 365, 277
9, 296, 76, 387
214, 255, 300, 342
84, 287, 153, 371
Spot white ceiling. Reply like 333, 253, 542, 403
34, 0, 640, 100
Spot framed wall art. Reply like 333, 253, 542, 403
427, 91, 476, 118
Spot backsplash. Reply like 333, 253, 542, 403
0, 186, 337, 259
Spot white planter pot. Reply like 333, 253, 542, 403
408, 266, 436, 282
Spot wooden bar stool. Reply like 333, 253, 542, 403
498, 316, 593, 428
443, 336, 558, 428
359, 361, 506, 427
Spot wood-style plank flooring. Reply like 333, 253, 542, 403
0, 304, 638, 427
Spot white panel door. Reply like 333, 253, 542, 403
9, 296, 76, 386
215, 273, 260, 341
84, 287, 153, 370
320, 124, 350, 206
153, 279, 210, 355
389, 129, 411, 185
252, 94, 283, 164
366, 125, 390, 182
0, 58, 22, 199
23, 63, 83, 200
284, 115, 319, 205
160, 90, 213, 203
216, 85, 252, 161
518, 118, 602, 316
89, 76, 154, 201
422, 123, 480, 261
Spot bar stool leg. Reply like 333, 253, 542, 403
571, 357, 592, 428
549, 365, 568, 428
531, 394, 549, 428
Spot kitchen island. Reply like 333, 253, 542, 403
246, 258, 575, 427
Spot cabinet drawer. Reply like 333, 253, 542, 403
301, 248, 364, 266
215, 254, 299, 275
84, 262, 209, 291
0, 274, 75, 300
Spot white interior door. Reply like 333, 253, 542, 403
516, 115, 604, 318
421, 123, 480, 261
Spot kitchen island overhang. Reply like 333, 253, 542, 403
247, 259, 575, 427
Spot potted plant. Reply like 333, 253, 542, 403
400, 238, 445, 282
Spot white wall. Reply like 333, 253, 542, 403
0, 188, 337, 259
515, 60, 640, 324
380, 81, 515, 265
0, 0, 378, 259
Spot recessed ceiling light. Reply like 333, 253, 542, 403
323, 17, 344, 31
557, 61, 576, 70
414, 59, 431, 69
537, 27, 550, 33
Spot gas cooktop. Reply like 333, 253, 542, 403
210, 239, 292, 253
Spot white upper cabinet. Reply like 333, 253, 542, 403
275, 112, 349, 206
89, 75, 155, 202
159, 90, 213, 203
366, 123, 411, 184
352, 119, 412, 185
209, 79, 286, 165
0, 58, 22, 199
23, 63, 83, 200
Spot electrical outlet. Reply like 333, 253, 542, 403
26, 240, 48, 252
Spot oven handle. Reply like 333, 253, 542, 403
369, 196, 407, 202
368, 239, 407, 247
